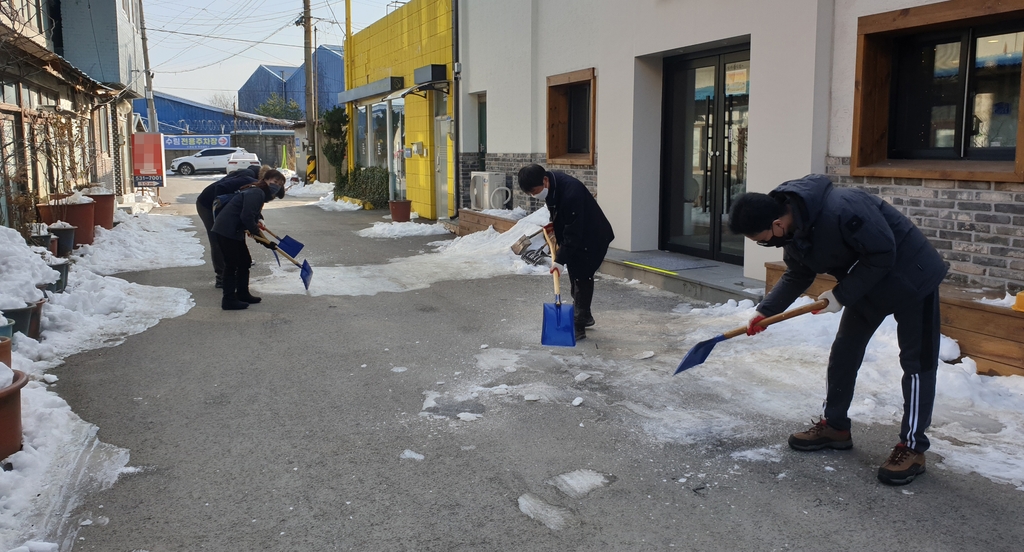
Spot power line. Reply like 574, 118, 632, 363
148, 28, 305, 49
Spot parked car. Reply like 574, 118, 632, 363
225, 152, 261, 174
170, 147, 248, 175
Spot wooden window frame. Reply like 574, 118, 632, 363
547, 68, 596, 165
852, 0, 1024, 182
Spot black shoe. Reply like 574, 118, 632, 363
221, 296, 249, 310
582, 314, 595, 327
237, 291, 262, 304
575, 326, 587, 341
215, 275, 223, 289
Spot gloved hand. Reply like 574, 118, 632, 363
746, 312, 768, 336
260, 238, 278, 250
550, 261, 564, 275
542, 223, 554, 233
814, 289, 842, 314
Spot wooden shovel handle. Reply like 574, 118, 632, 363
251, 233, 302, 267
721, 299, 830, 339
261, 226, 282, 240
541, 227, 561, 298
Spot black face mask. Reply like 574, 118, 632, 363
757, 235, 792, 248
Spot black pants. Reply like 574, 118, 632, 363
197, 202, 225, 276
823, 290, 940, 452
214, 234, 251, 294
567, 245, 608, 327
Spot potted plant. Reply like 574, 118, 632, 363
0, 361, 28, 461
30, 111, 98, 245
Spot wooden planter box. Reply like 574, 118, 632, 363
764, 261, 1024, 377
455, 210, 518, 236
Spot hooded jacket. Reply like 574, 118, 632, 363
196, 165, 260, 209
210, 184, 279, 241
544, 171, 614, 266
758, 174, 947, 317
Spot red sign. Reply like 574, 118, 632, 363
132, 133, 166, 187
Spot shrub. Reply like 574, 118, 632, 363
340, 166, 389, 209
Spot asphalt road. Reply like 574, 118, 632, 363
51, 175, 1023, 551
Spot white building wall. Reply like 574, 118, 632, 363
461, 0, 837, 280
828, 0, 943, 157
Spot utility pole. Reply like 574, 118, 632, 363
345, 0, 353, 175
303, 0, 316, 183
139, 0, 158, 132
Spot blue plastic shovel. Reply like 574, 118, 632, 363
540, 228, 575, 347
252, 234, 313, 290
674, 299, 827, 374
262, 227, 304, 258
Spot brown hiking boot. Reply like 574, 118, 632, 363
788, 419, 853, 451
878, 444, 926, 485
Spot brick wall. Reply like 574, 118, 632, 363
827, 156, 1024, 294
458, 152, 599, 213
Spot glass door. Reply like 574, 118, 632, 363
661, 49, 749, 264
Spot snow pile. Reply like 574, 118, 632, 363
977, 292, 1016, 308
477, 207, 528, 220
357, 221, 450, 239
71, 214, 205, 275
286, 180, 335, 198
51, 192, 93, 205
0, 216, 197, 549
313, 194, 362, 212
253, 207, 553, 296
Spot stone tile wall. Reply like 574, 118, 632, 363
827, 156, 1024, 294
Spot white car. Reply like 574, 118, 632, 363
170, 147, 248, 175
225, 152, 261, 174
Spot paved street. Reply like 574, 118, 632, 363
50, 176, 1023, 551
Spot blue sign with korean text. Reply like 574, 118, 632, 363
134, 174, 165, 188
163, 135, 231, 150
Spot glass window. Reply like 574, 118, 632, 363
371, 103, 388, 169
354, 105, 367, 167
890, 25, 1023, 160
567, 82, 590, 154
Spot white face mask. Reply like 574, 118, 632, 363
532, 188, 548, 201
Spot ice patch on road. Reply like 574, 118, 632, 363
517, 494, 575, 530
546, 469, 609, 498
730, 446, 783, 463
400, 450, 424, 461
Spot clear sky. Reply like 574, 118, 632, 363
143, 0, 398, 105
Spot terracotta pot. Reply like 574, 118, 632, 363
0, 336, 10, 367
26, 298, 45, 340
85, 193, 115, 230
49, 226, 77, 257
48, 235, 58, 256
389, 200, 412, 223
0, 369, 28, 461
37, 202, 95, 245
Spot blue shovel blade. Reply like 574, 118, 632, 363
674, 334, 726, 374
541, 302, 576, 347
299, 260, 313, 290
272, 251, 281, 267
277, 235, 304, 258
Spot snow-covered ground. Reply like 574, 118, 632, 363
0, 214, 202, 550
3, 200, 1024, 548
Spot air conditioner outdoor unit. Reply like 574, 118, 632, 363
469, 171, 509, 210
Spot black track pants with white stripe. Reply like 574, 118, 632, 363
822, 290, 940, 452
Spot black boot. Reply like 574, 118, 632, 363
575, 323, 587, 341
221, 268, 249, 310
215, 273, 223, 289
573, 277, 596, 328
235, 268, 261, 304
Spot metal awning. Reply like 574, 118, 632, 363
381, 80, 450, 102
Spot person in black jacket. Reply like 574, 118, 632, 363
195, 165, 270, 288
518, 164, 614, 341
210, 169, 286, 310
728, 174, 947, 486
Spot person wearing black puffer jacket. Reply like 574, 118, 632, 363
728, 174, 947, 486
210, 169, 286, 310
196, 164, 270, 288
517, 164, 614, 341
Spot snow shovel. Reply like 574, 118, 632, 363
521, 242, 549, 266
261, 226, 304, 258
673, 298, 828, 374
511, 227, 543, 255
252, 234, 313, 290
540, 228, 575, 347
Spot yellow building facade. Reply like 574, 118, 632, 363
345, 0, 454, 219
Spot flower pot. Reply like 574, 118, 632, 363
49, 226, 77, 257
0, 336, 10, 367
0, 369, 29, 460
389, 200, 412, 223
48, 235, 58, 256
44, 261, 70, 293
85, 193, 115, 230
0, 319, 15, 353
3, 306, 32, 339
37, 202, 95, 245
27, 234, 51, 248
26, 298, 45, 340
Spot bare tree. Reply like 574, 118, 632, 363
207, 93, 237, 110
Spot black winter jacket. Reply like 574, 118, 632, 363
544, 171, 614, 266
758, 175, 947, 317
196, 166, 260, 209
211, 187, 270, 241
